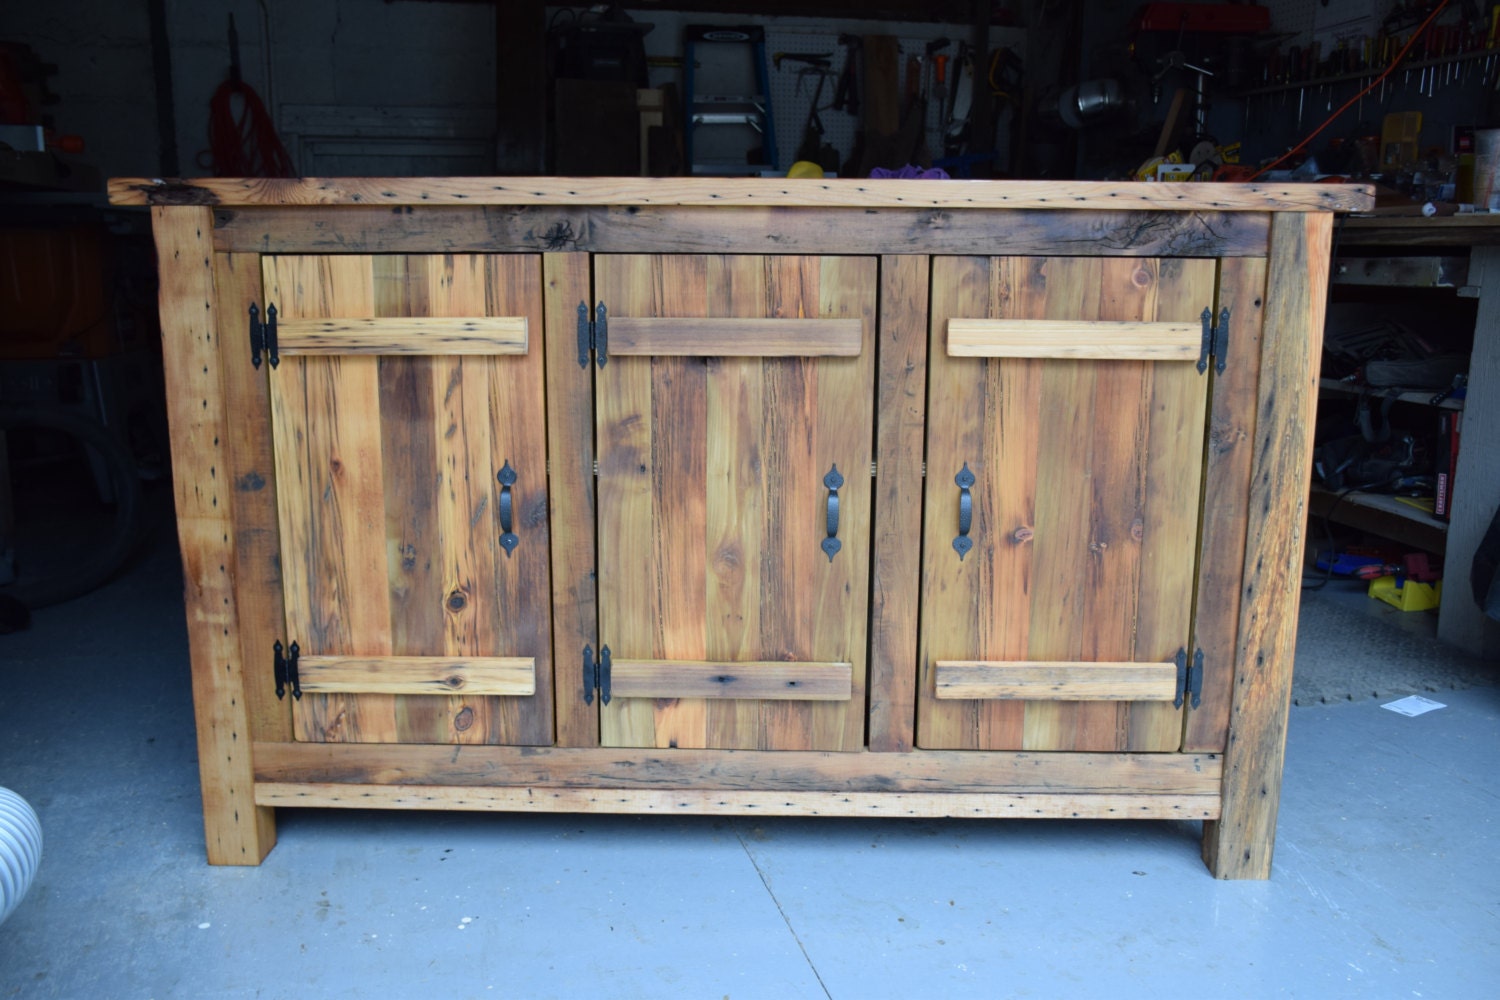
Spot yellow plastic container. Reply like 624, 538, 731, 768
1368, 574, 1442, 612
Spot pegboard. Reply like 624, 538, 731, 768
760, 25, 1027, 175
1260, 0, 1319, 41
656, 14, 1025, 176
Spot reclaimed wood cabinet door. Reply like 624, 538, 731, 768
917, 255, 1218, 752
593, 254, 876, 750
263, 254, 554, 745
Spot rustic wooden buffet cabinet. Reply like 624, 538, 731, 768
110, 177, 1371, 878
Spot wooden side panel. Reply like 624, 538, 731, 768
595, 254, 876, 751
264, 254, 553, 745
917, 255, 1214, 752
1183, 257, 1268, 751
868, 255, 929, 752
542, 253, 598, 747
155, 207, 275, 864
1204, 213, 1332, 879
212, 253, 290, 746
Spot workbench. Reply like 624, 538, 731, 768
109, 176, 1371, 879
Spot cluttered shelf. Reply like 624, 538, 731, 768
1308, 485, 1448, 555
1312, 212, 1498, 657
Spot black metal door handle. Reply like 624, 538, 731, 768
953, 462, 974, 560
497, 460, 519, 556
821, 464, 843, 562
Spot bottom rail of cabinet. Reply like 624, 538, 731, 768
252, 783, 1221, 820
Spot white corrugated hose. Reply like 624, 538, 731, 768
0, 787, 42, 924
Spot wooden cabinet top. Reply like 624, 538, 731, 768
108, 176, 1373, 213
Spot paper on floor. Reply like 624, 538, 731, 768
1381, 695, 1447, 716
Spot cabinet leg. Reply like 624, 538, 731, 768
1203, 213, 1332, 880
202, 801, 276, 867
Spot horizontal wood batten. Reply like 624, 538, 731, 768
253, 743, 1221, 794
109, 176, 1373, 212
276, 317, 527, 355
933, 661, 1180, 701
947, 319, 1201, 360
609, 660, 853, 700
297, 656, 536, 696
253, 783, 1219, 819
609, 318, 861, 357
209, 205, 1272, 257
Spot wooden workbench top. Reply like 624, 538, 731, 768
108, 176, 1374, 213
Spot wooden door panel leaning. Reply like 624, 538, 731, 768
115, 177, 1369, 878
264, 254, 554, 746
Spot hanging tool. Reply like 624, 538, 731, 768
832, 34, 861, 116
203, 13, 295, 177
773, 51, 832, 72
791, 62, 840, 171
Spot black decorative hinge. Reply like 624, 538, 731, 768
576, 301, 608, 369
274, 639, 301, 701
1196, 306, 1230, 376
1173, 647, 1204, 709
583, 644, 612, 705
249, 303, 280, 369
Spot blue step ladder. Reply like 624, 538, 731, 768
683, 25, 778, 176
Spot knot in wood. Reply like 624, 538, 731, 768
1130, 518, 1145, 542
1011, 526, 1034, 544
442, 675, 465, 690
1131, 267, 1153, 288
453, 706, 475, 731
447, 591, 468, 612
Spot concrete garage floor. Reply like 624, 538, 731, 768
1, 509, 1497, 999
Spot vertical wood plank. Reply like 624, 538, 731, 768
869, 254, 928, 753
1183, 257, 1268, 751
597, 255, 664, 747
481, 255, 556, 745
543, 252, 598, 747
811, 254, 877, 752
1021, 355, 1096, 750
1204, 212, 1332, 879
269, 256, 397, 743
154, 206, 275, 864
758, 260, 819, 750
649, 352, 710, 747
917, 256, 991, 749
212, 253, 290, 745
1127, 257, 1217, 750
704, 256, 768, 748
371, 255, 450, 744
